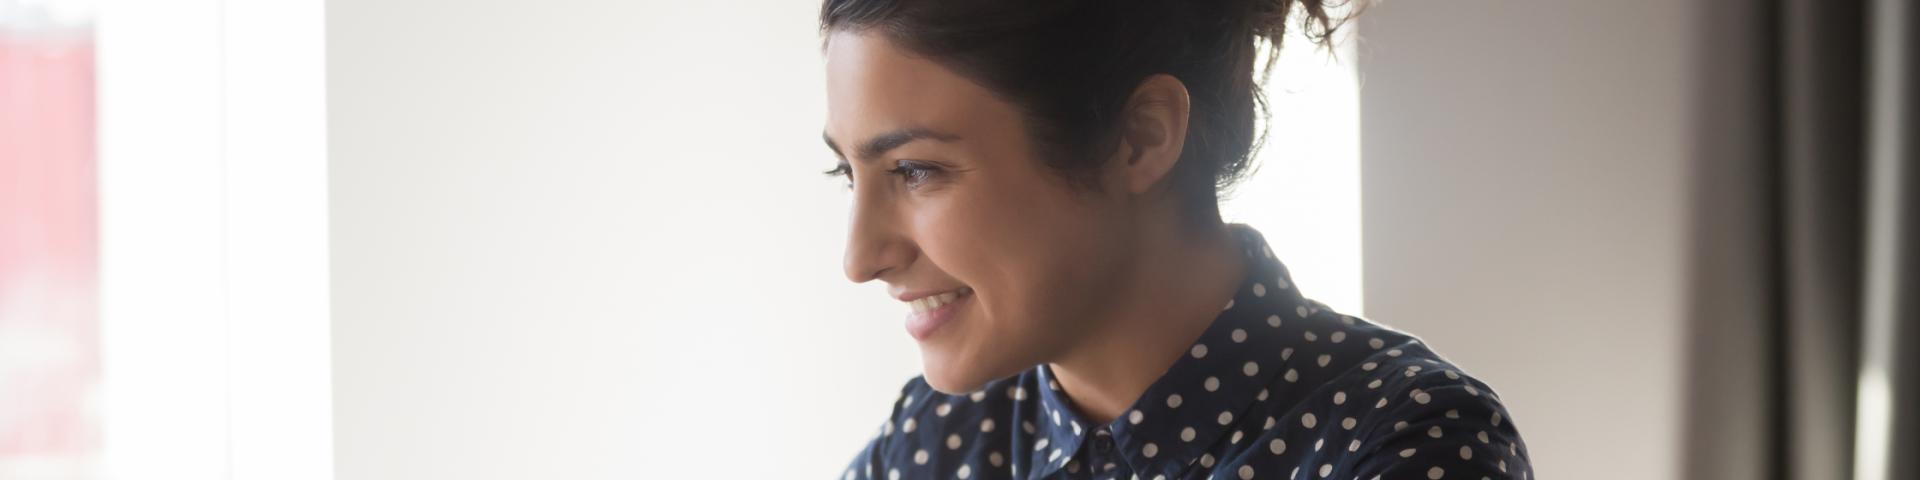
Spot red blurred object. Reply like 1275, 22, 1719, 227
0, 24, 101, 475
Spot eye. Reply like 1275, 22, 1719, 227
887, 160, 943, 188
822, 162, 853, 189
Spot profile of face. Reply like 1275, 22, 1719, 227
823, 31, 1189, 394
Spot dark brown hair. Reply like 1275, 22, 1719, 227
821, 0, 1353, 218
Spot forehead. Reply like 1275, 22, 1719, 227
823, 31, 1018, 152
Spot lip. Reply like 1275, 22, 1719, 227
903, 288, 973, 341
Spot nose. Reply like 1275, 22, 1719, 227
842, 186, 916, 284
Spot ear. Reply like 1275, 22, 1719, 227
1112, 74, 1191, 195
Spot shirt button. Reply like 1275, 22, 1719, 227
1092, 429, 1114, 454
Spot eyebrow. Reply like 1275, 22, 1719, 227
823, 128, 962, 161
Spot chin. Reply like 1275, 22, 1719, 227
919, 349, 1023, 395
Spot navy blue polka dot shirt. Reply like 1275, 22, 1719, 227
844, 226, 1533, 480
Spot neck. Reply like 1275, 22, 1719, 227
1047, 219, 1246, 425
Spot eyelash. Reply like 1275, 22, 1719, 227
823, 161, 943, 190
823, 163, 853, 188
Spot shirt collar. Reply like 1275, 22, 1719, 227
1026, 225, 1309, 478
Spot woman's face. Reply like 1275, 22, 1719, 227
824, 32, 1132, 394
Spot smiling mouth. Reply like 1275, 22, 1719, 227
907, 287, 973, 314
903, 286, 974, 341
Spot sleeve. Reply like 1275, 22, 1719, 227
838, 377, 932, 480
1350, 368, 1534, 480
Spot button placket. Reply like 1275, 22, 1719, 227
1084, 427, 1117, 479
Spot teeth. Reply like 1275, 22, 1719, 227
907, 289, 970, 314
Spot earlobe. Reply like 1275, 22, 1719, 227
1117, 74, 1191, 195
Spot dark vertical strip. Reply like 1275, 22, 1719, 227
1780, 0, 1868, 478
1759, 1, 1787, 479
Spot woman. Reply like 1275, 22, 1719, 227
819, 0, 1533, 478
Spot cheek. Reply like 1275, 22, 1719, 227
914, 177, 1109, 332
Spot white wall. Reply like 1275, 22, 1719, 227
1356, 1, 1744, 479
326, 2, 907, 478
326, 1, 1361, 478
